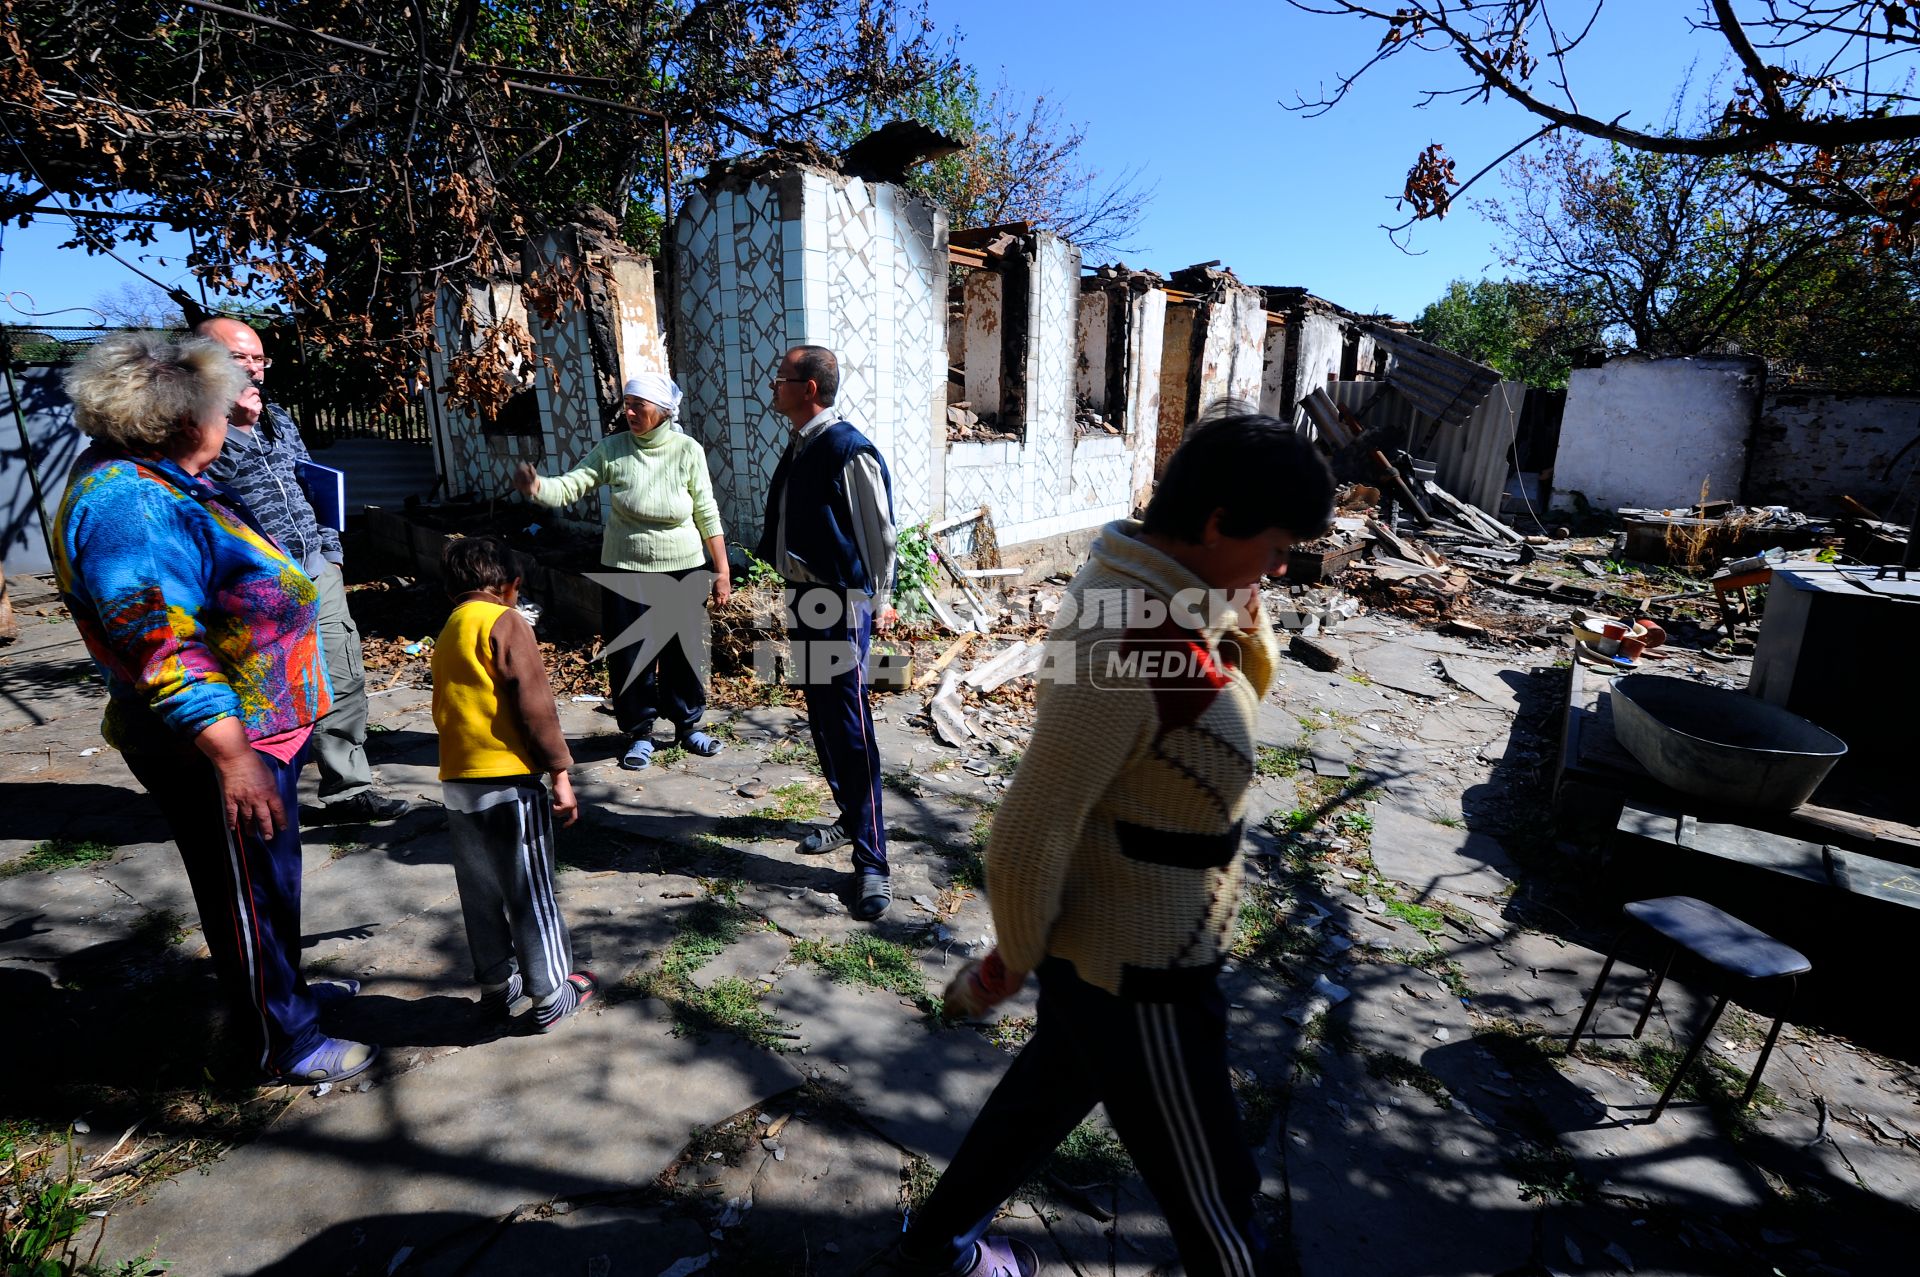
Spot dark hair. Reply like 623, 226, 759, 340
442, 535, 519, 596
1142, 406, 1335, 543
789, 345, 839, 405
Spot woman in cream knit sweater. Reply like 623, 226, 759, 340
886, 410, 1335, 1277
513, 372, 729, 769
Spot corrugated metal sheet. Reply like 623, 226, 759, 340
1324, 379, 1521, 517
1365, 325, 1503, 428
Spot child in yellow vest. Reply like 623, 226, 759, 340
431, 535, 596, 1031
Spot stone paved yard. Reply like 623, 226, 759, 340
3, 571, 1917, 1276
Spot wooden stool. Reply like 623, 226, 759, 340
1567, 895, 1809, 1122
1710, 566, 1771, 636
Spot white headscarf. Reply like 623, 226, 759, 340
623, 372, 682, 418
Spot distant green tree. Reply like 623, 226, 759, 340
1412, 278, 1599, 389
1483, 127, 1920, 391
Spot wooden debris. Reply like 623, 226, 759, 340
1365, 518, 1448, 569
1372, 450, 1433, 527
912, 633, 977, 689
917, 584, 967, 633
1421, 479, 1525, 544
1289, 635, 1346, 672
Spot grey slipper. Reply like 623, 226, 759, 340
797, 822, 849, 855
853, 870, 892, 921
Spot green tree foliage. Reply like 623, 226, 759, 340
1483, 130, 1920, 390
0, 0, 947, 411
1412, 278, 1599, 389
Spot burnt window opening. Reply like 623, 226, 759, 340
482, 386, 541, 438
1074, 276, 1132, 439
946, 225, 1034, 445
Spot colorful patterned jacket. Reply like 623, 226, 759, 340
54, 445, 333, 754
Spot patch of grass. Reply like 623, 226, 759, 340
327, 835, 366, 860
766, 738, 820, 772
128, 908, 188, 952
1019, 1118, 1135, 1204
710, 782, 827, 841
884, 769, 930, 798
651, 744, 689, 768
986, 1014, 1035, 1053
1235, 1072, 1288, 1146
626, 880, 790, 1049
1365, 1051, 1449, 1106
1345, 671, 1372, 686
902, 1153, 939, 1215
942, 810, 995, 891
0, 1130, 171, 1276
791, 934, 930, 1010
1412, 952, 1472, 999
1507, 1143, 1588, 1203
1595, 1039, 1782, 1134
1299, 1010, 1353, 1052
1334, 809, 1374, 837
1232, 887, 1319, 974
1270, 807, 1317, 836
762, 782, 826, 822
1255, 744, 1307, 778
1049, 1118, 1134, 1185
2, 839, 115, 877
1384, 898, 1445, 940
1432, 813, 1465, 829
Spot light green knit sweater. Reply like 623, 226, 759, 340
532, 425, 723, 572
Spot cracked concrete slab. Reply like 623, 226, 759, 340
103, 993, 802, 1276
1369, 805, 1516, 905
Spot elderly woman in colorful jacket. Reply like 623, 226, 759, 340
512, 372, 730, 770
54, 331, 378, 1085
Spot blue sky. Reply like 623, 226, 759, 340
0, 1, 1715, 326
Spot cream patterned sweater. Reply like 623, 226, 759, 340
986, 521, 1278, 998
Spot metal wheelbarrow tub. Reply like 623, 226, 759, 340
1609, 674, 1848, 810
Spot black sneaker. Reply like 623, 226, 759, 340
797, 822, 849, 855
311, 791, 413, 825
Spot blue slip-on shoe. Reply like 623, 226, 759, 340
678, 729, 725, 757
621, 738, 656, 770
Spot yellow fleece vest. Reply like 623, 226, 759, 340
433, 600, 538, 780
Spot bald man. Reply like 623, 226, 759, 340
197, 318, 411, 825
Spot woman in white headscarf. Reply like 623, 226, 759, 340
513, 373, 730, 768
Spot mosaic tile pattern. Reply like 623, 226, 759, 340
675, 169, 946, 546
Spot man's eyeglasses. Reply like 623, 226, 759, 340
234, 355, 273, 370
769, 376, 807, 385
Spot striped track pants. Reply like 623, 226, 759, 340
442, 777, 573, 1003
903, 957, 1274, 1277
125, 743, 324, 1075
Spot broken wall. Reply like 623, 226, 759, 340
1550, 356, 1764, 513
1748, 391, 1920, 518
947, 233, 1142, 548
1289, 309, 1348, 411
1154, 270, 1269, 474
425, 225, 668, 524
672, 166, 946, 547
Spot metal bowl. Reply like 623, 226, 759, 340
1609, 674, 1848, 810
